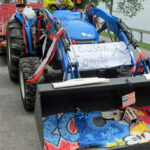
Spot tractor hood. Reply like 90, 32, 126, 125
53, 10, 99, 41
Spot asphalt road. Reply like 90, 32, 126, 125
0, 54, 41, 150
0, 47, 150, 150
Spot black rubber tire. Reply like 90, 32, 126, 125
19, 57, 44, 110
6, 19, 26, 82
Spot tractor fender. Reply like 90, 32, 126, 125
14, 13, 36, 55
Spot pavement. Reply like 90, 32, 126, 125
0, 54, 41, 150
0, 43, 150, 150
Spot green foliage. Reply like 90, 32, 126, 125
99, 0, 144, 18
101, 32, 150, 50
79, 0, 144, 18
137, 41, 150, 50
117, 0, 144, 18
99, 0, 113, 11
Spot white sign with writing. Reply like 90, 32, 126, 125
69, 42, 131, 71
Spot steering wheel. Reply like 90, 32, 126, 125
49, 3, 69, 11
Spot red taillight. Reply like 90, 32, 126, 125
72, 40, 76, 44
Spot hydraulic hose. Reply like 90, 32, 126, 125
117, 19, 139, 49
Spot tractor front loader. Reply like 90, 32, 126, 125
6, 1, 150, 149
34, 7, 150, 150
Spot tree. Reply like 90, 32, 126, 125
99, 0, 144, 18
117, 0, 144, 18
78, 0, 144, 18
99, 0, 114, 15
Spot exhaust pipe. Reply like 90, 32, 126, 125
16, 0, 26, 7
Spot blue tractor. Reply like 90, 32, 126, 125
6, 0, 150, 111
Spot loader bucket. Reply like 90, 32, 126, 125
35, 75, 150, 150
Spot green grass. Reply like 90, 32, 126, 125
101, 32, 150, 50
101, 32, 114, 38
137, 42, 150, 50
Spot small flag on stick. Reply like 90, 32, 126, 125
122, 92, 136, 108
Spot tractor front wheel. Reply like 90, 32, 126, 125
19, 57, 44, 110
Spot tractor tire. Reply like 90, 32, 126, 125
6, 19, 26, 82
19, 57, 44, 110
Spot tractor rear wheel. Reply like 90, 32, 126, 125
6, 19, 26, 82
19, 57, 44, 110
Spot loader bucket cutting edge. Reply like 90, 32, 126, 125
35, 75, 150, 149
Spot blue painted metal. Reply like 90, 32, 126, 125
87, 8, 136, 66
14, 13, 24, 24
41, 8, 138, 80
141, 58, 149, 74
42, 8, 56, 36
57, 38, 69, 72
133, 58, 148, 75
147, 57, 150, 70
15, 13, 36, 54
118, 32, 136, 66
53, 10, 99, 41
43, 8, 54, 20
88, 8, 119, 34
42, 9, 81, 80
55, 40, 79, 80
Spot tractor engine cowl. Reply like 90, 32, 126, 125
53, 10, 99, 41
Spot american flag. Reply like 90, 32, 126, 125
123, 107, 137, 124
122, 92, 136, 108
